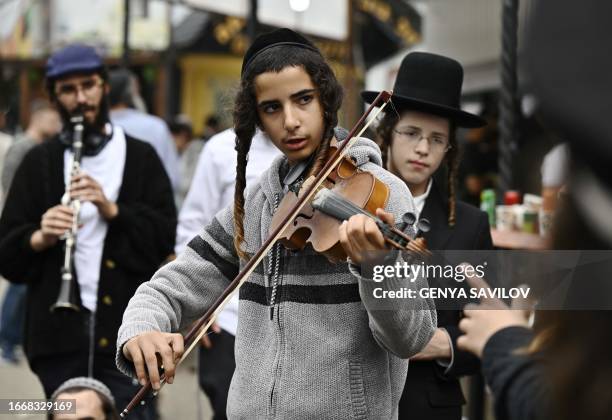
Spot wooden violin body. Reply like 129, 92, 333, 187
270, 146, 390, 260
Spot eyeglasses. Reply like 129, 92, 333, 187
392, 128, 451, 153
55, 78, 104, 99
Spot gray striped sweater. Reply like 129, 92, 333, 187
116, 137, 436, 419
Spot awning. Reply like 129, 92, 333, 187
175, 0, 421, 68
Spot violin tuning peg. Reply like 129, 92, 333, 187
397, 212, 417, 241
415, 218, 431, 234
398, 212, 417, 234
402, 212, 416, 226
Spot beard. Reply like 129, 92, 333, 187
56, 96, 111, 139
54, 95, 113, 156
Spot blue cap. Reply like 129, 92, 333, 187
46, 44, 104, 79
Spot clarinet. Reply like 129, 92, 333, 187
50, 115, 84, 313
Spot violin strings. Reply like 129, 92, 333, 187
313, 189, 408, 247
326, 193, 428, 257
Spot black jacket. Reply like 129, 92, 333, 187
0, 134, 176, 364
482, 326, 544, 420
399, 182, 493, 420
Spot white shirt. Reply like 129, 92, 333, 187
176, 128, 280, 335
175, 139, 205, 209
412, 178, 455, 372
64, 127, 126, 312
0, 132, 13, 205
413, 179, 433, 221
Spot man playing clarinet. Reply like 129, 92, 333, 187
0, 44, 176, 420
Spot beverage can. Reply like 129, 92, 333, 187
480, 189, 496, 227
504, 190, 521, 205
522, 210, 538, 234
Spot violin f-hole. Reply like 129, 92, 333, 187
293, 213, 314, 226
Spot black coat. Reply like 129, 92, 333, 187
482, 326, 544, 420
399, 183, 493, 420
0, 134, 176, 365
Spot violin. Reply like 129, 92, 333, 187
270, 144, 431, 260
120, 89, 429, 418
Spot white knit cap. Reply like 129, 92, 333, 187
51, 377, 115, 406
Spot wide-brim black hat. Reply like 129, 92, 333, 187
362, 52, 486, 128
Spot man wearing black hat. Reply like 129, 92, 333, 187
363, 52, 493, 420
0, 44, 176, 419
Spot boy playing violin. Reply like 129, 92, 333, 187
117, 29, 435, 419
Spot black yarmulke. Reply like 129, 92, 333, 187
241, 28, 320, 76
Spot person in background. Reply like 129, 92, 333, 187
0, 99, 61, 364
201, 114, 221, 141
108, 68, 180, 189
2, 100, 62, 195
363, 52, 493, 420
49, 376, 119, 420
169, 114, 203, 209
170, 114, 195, 156
458, 1, 612, 420
175, 127, 279, 419
0, 44, 176, 419
458, 93, 498, 207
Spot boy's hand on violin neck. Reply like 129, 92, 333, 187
123, 331, 185, 390
339, 208, 394, 265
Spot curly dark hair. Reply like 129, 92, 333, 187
232, 46, 343, 259
376, 110, 459, 226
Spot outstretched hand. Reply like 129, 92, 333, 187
457, 266, 530, 358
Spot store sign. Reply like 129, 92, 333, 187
185, 0, 349, 41
356, 0, 421, 46
51, 0, 169, 55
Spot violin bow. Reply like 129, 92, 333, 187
120, 90, 393, 418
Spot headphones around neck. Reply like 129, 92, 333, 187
58, 122, 113, 156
